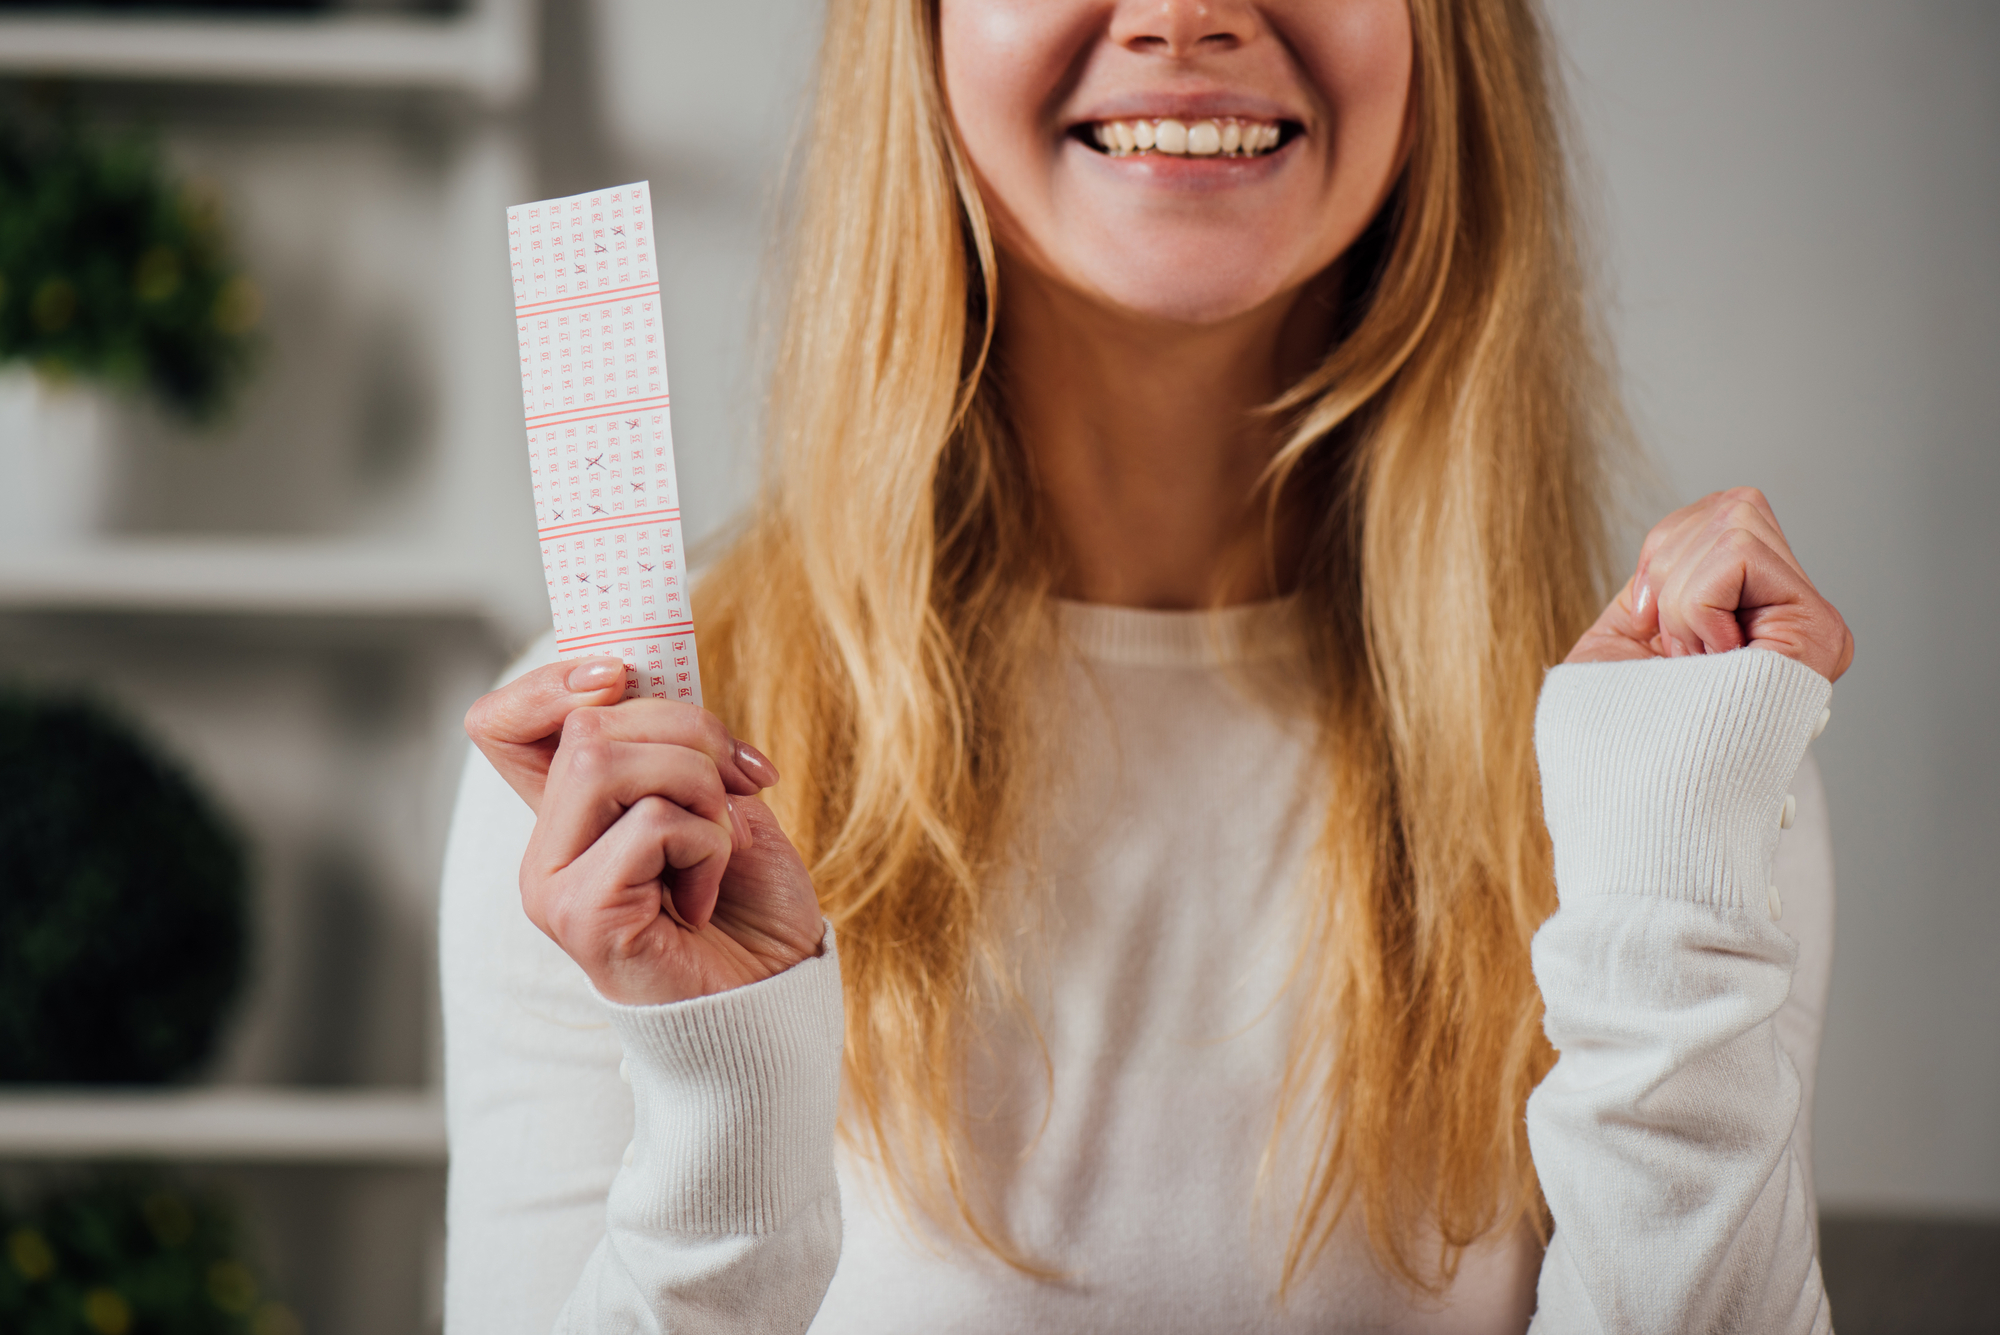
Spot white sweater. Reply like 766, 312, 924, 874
440, 600, 1837, 1333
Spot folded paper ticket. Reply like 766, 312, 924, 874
507, 181, 701, 705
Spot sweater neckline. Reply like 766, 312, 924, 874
1054, 596, 1304, 668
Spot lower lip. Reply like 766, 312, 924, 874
1067, 137, 1295, 189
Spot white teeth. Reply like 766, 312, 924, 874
1088, 117, 1286, 158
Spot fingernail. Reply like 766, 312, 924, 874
567, 659, 625, 693
728, 798, 751, 850
734, 741, 779, 787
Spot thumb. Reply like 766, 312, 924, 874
465, 656, 628, 808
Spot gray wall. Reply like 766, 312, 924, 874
545, 0, 820, 555
583, 0, 2000, 1216
1546, 0, 2000, 1215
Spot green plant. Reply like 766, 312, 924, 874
0, 109, 259, 422
0, 689, 249, 1083
0, 1171, 300, 1335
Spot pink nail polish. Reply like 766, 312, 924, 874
734, 741, 779, 786
567, 659, 625, 693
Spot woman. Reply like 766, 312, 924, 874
443, 0, 1853, 1329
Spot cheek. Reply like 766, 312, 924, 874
937, 2, 1026, 151
941, 0, 1116, 270
938, 4, 1074, 205
1294, 0, 1414, 182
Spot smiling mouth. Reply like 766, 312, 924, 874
1078, 117, 1297, 159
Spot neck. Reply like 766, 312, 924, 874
998, 267, 1334, 610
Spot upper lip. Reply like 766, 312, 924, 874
1067, 91, 1303, 130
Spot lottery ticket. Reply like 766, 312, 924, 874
507, 181, 701, 705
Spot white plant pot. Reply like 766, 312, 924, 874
0, 367, 118, 549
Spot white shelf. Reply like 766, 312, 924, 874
0, 1088, 446, 1163
0, 2, 533, 103
0, 538, 516, 621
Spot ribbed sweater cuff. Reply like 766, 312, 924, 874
1535, 650, 1831, 912
597, 922, 844, 1237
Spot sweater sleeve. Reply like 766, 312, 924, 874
553, 926, 846, 1334
1525, 649, 1835, 1334
441, 641, 846, 1335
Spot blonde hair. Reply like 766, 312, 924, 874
698, 0, 1622, 1294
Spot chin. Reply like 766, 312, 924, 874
1077, 246, 1301, 329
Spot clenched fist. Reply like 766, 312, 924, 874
1567, 486, 1854, 682
465, 658, 825, 1006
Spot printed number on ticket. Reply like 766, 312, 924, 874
507, 181, 701, 705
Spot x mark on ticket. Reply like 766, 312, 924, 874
507, 181, 701, 705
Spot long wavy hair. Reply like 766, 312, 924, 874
697, 0, 1623, 1294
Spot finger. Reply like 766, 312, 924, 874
1655, 527, 1816, 658
564, 698, 778, 797
523, 793, 673, 945
533, 735, 735, 871
704, 794, 827, 961
1616, 567, 1662, 644
465, 657, 628, 811
1697, 487, 1809, 582
1647, 511, 1739, 655
1735, 568, 1855, 683
527, 794, 732, 948
1632, 497, 1715, 633
1635, 489, 1812, 635
593, 795, 732, 934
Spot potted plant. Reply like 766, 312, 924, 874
0, 109, 259, 547
0, 1171, 299, 1335
0, 687, 249, 1085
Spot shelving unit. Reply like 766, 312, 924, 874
0, 539, 525, 624
0, 5, 546, 1331
0, 1089, 446, 1163
0, 1, 533, 102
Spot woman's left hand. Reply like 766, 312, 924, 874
1566, 486, 1854, 682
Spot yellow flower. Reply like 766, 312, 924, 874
252, 1301, 304, 1335
207, 1257, 258, 1314
6, 1227, 55, 1281
212, 275, 261, 335
141, 1191, 195, 1248
135, 246, 183, 304
31, 277, 76, 333
82, 1286, 132, 1335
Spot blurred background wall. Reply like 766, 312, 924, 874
1544, 0, 2000, 1221
0, 1, 1992, 1331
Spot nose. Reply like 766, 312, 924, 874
1108, 0, 1260, 57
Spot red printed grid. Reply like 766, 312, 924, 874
507, 181, 701, 705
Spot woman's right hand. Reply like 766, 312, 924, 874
465, 658, 824, 1006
